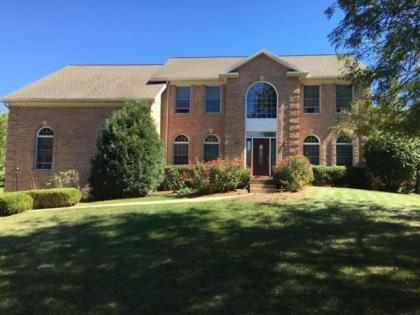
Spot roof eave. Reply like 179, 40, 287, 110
2, 97, 155, 104
224, 49, 307, 73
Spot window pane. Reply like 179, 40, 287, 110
336, 85, 353, 112
173, 143, 188, 165
205, 87, 221, 113
336, 144, 353, 166
204, 143, 219, 162
246, 138, 252, 168
36, 137, 53, 169
271, 138, 276, 172
304, 144, 320, 165
176, 87, 191, 113
304, 86, 320, 113
247, 83, 277, 118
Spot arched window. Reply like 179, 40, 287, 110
203, 135, 220, 162
35, 127, 54, 170
336, 136, 353, 166
246, 82, 277, 118
173, 135, 189, 165
303, 136, 320, 165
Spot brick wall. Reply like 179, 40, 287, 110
161, 85, 225, 164
5, 105, 121, 191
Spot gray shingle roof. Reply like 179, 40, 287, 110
150, 54, 359, 81
2, 65, 164, 102
2, 52, 363, 103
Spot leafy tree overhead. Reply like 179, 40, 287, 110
90, 101, 165, 200
326, 0, 419, 136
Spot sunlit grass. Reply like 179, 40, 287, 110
0, 187, 419, 314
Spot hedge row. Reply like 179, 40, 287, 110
312, 165, 371, 189
0, 188, 81, 216
161, 160, 250, 194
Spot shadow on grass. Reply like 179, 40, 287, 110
0, 199, 419, 314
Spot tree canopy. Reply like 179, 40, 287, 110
0, 113, 8, 171
326, 0, 419, 136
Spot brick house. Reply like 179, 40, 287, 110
2, 49, 364, 192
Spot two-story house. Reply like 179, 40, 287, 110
1, 49, 364, 191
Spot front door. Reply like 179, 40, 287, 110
252, 138, 270, 176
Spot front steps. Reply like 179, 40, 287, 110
250, 176, 278, 193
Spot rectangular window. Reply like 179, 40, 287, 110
303, 86, 320, 113
36, 137, 53, 169
336, 145, 353, 166
173, 143, 189, 165
336, 85, 353, 112
175, 87, 190, 113
304, 145, 320, 165
205, 86, 221, 113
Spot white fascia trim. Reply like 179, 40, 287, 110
224, 49, 307, 73
149, 76, 219, 82
286, 71, 308, 77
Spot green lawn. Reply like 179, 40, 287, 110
81, 193, 186, 206
0, 187, 419, 314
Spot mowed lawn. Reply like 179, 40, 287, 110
0, 188, 419, 315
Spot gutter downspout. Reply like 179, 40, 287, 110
165, 81, 170, 164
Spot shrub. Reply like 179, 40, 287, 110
46, 170, 80, 188
273, 156, 314, 192
161, 160, 250, 194
25, 188, 81, 209
162, 167, 185, 191
0, 192, 33, 216
0, 170, 5, 187
312, 165, 346, 186
206, 159, 245, 193
364, 135, 420, 192
90, 101, 166, 200
312, 165, 371, 189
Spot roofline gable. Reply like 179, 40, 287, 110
222, 49, 308, 75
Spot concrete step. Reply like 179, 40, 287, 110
251, 183, 277, 189
251, 188, 279, 194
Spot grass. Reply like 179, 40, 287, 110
82, 193, 186, 206
0, 187, 419, 314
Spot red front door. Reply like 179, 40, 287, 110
252, 139, 270, 176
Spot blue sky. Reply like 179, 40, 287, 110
0, 0, 343, 112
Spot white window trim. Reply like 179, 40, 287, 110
336, 84, 353, 113
34, 126, 54, 171
173, 134, 189, 165
303, 85, 321, 115
204, 86, 222, 114
175, 86, 192, 114
245, 81, 278, 119
203, 134, 220, 161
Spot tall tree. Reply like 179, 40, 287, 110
326, 0, 420, 136
90, 101, 165, 200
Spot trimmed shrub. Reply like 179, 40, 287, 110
0, 192, 33, 216
312, 166, 346, 186
364, 135, 420, 192
46, 170, 80, 189
25, 188, 81, 209
90, 100, 165, 200
161, 160, 250, 194
312, 165, 371, 189
273, 156, 314, 192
